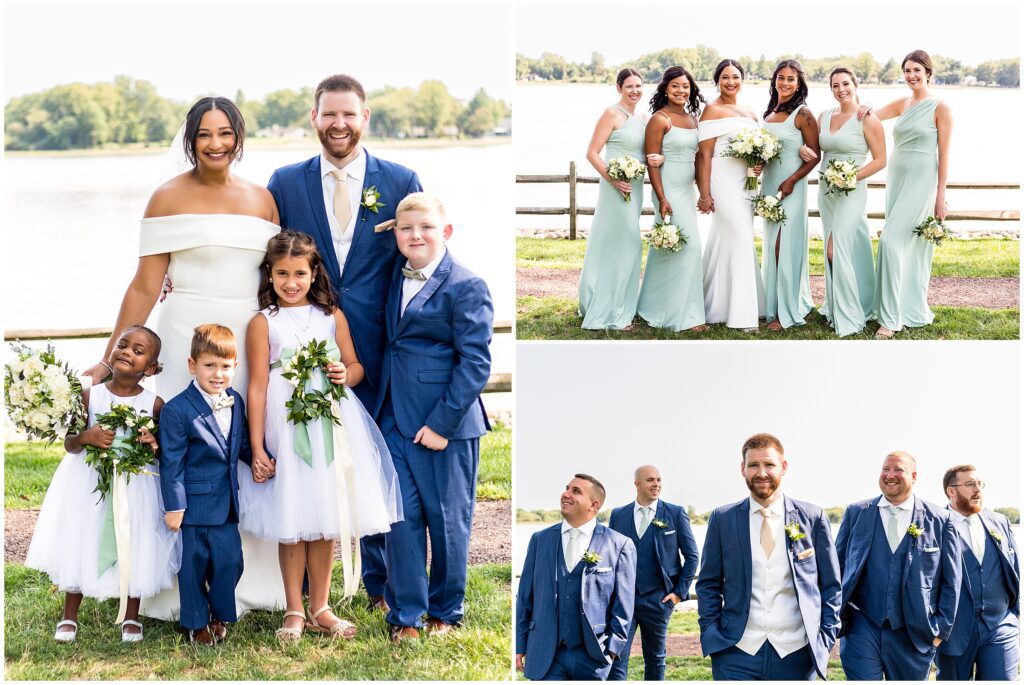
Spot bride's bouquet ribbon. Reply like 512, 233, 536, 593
96, 436, 135, 623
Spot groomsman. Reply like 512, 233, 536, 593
936, 465, 1019, 680
696, 434, 842, 680
607, 465, 699, 681
516, 474, 636, 680
836, 451, 962, 680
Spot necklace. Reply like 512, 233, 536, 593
281, 304, 313, 332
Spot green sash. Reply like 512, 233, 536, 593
97, 435, 131, 576
270, 341, 342, 467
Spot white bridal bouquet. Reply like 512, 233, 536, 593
724, 128, 781, 190
822, 159, 860, 196
645, 215, 687, 253
4, 342, 86, 443
606, 155, 647, 203
913, 215, 952, 246
752, 193, 788, 225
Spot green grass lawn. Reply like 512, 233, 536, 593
478, 423, 511, 501
5, 562, 512, 680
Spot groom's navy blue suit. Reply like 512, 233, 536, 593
835, 495, 962, 680
268, 148, 421, 599
607, 500, 698, 680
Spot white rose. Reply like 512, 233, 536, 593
30, 410, 51, 430
22, 357, 44, 376
8, 385, 23, 405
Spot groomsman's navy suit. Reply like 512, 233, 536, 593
696, 496, 842, 680
159, 384, 251, 630
373, 248, 493, 628
516, 523, 637, 680
936, 509, 1019, 680
268, 149, 421, 599
835, 495, 962, 680
607, 499, 698, 680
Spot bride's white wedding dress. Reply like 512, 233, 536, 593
698, 117, 766, 329
136, 213, 285, 620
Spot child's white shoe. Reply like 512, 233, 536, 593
120, 619, 144, 643
54, 619, 78, 642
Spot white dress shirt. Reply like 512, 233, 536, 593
320, 149, 366, 275
560, 517, 598, 570
877, 494, 915, 547
400, 247, 447, 316
949, 508, 986, 563
634, 499, 659, 538
193, 380, 232, 439
737, 494, 808, 658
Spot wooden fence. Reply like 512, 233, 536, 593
517, 161, 1021, 239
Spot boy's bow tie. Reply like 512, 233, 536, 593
402, 266, 427, 281
212, 395, 235, 411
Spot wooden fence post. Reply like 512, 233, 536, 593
568, 161, 577, 240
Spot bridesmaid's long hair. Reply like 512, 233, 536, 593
713, 59, 745, 84
829, 67, 861, 104
258, 231, 336, 316
183, 96, 246, 167
649, 66, 705, 116
764, 60, 810, 118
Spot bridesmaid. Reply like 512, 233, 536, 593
869, 50, 953, 338
816, 68, 887, 336
637, 66, 707, 332
761, 60, 819, 330
578, 68, 649, 330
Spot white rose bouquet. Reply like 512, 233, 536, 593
644, 215, 687, 253
913, 215, 952, 246
83, 404, 158, 501
723, 127, 782, 190
822, 159, 860, 196
606, 155, 647, 203
4, 342, 86, 443
752, 193, 788, 225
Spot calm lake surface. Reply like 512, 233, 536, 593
516, 83, 1021, 236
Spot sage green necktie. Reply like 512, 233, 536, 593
887, 505, 901, 552
565, 528, 581, 569
638, 506, 652, 538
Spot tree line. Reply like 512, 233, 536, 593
5, 76, 511, 151
518, 48, 1020, 87
517, 506, 1021, 525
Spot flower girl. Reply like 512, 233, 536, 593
25, 326, 180, 643
240, 231, 401, 642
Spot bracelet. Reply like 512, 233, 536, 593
99, 360, 113, 375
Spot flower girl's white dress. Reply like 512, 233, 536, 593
238, 305, 402, 542
25, 384, 180, 599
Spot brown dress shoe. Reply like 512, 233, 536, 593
424, 618, 455, 636
368, 595, 390, 613
208, 620, 228, 642
389, 624, 420, 645
189, 626, 215, 646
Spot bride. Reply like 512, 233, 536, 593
83, 96, 285, 618
696, 59, 766, 330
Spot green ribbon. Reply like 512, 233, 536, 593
97, 435, 130, 576
271, 341, 341, 467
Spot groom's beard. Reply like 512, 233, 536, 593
745, 474, 780, 500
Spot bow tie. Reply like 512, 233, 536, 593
211, 395, 234, 412
402, 266, 428, 281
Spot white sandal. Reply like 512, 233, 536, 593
121, 619, 144, 643
54, 619, 78, 643
306, 606, 356, 640
276, 610, 306, 642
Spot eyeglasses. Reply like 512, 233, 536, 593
951, 480, 985, 491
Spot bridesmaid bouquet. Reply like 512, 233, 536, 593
724, 128, 781, 190
751, 193, 788, 225
83, 404, 158, 501
913, 216, 952, 246
280, 339, 348, 426
645, 216, 687, 253
822, 159, 860, 196
606, 155, 647, 203
4, 342, 86, 443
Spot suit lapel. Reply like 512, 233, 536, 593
784, 496, 799, 578
850, 498, 879, 585
547, 525, 561, 599
396, 251, 453, 336
736, 499, 752, 595
385, 262, 403, 340
902, 497, 925, 584
980, 511, 1018, 582
651, 501, 664, 565
343, 150, 382, 274
304, 156, 341, 281
185, 384, 228, 454
226, 389, 242, 459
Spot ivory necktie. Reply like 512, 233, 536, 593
565, 528, 581, 569
759, 508, 774, 557
638, 507, 652, 538
332, 169, 352, 235
968, 516, 985, 562
887, 505, 901, 552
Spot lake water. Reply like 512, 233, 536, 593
516, 83, 1021, 236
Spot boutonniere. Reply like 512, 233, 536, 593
582, 551, 601, 566
907, 522, 924, 539
989, 529, 1004, 544
361, 186, 386, 213
651, 519, 668, 529
784, 522, 806, 541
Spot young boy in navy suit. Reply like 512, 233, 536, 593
374, 192, 493, 643
160, 324, 251, 646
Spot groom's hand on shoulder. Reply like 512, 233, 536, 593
414, 425, 449, 451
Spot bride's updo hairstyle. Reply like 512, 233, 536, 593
258, 230, 336, 315
713, 59, 745, 85
764, 59, 810, 117
649, 66, 706, 115
183, 96, 246, 168
615, 67, 642, 89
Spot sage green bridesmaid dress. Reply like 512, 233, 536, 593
578, 104, 646, 329
637, 116, 705, 331
761, 105, 814, 328
817, 109, 876, 337
874, 98, 940, 331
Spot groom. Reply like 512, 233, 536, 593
268, 73, 422, 611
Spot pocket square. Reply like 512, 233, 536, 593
664, 530, 676, 536
374, 218, 396, 233
594, 567, 612, 573
797, 548, 815, 560
924, 546, 940, 553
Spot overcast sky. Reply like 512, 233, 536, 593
516, 343, 1020, 513
4, 3, 513, 104
518, 2, 1020, 67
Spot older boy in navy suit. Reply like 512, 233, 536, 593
160, 324, 252, 646
516, 474, 637, 680
608, 465, 699, 681
373, 192, 493, 643
936, 465, 1019, 680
